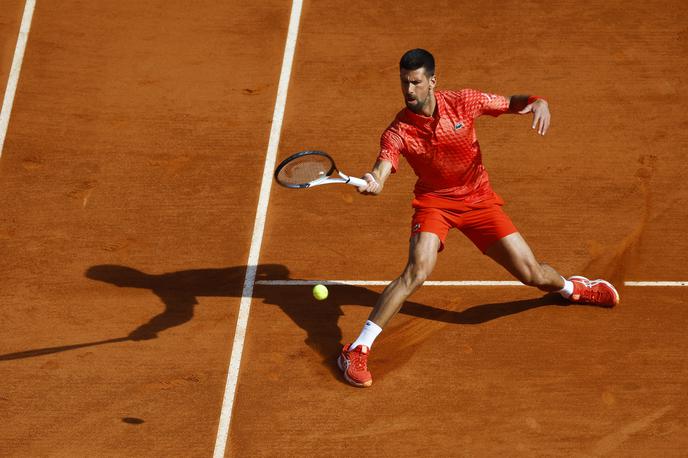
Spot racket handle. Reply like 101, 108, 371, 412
346, 176, 368, 188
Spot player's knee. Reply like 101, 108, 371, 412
410, 268, 429, 288
402, 264, 430, 289
518, 262, 548, 288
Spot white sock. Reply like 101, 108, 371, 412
350, 320, 383, 349
557, 277, 574, 298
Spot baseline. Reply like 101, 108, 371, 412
256, 280, 688, 287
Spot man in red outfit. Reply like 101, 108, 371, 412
338, 48, 619, 388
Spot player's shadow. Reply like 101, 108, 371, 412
0, 264, 567, 368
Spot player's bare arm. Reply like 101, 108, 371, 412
357, 159, 392, 195
508, 94, 551, 135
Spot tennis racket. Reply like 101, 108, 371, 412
274, 150, 367, 189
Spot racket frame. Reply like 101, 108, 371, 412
274, 150, 367, 188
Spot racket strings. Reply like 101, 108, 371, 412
277, 155, 333, 186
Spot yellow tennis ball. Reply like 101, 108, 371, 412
312, 284, 328, 300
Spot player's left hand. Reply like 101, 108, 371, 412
519, 99, 550, 135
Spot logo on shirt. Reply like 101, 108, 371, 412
454, 122, 464, 130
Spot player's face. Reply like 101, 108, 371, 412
400, 67, 436, 114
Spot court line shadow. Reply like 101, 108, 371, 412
0, 264, 567, 367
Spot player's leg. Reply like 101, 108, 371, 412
459, 203, 565, 291
463, 203, 619, 306
368, 231, 440, 327
485, 232, 564, 291
485, 232, 619, 306
338, 231, 441, 388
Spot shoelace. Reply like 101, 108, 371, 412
580, 284, 610, 302
580, 288, 601, 301
350, 350, 369, 372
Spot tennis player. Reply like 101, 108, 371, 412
338, 48, 619, 388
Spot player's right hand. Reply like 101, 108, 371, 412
357, 172, 382, 195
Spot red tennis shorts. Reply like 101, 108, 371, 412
411, 194, 518, 253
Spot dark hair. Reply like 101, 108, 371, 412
399, 48, 435, 76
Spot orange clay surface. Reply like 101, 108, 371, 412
1, 1, 687, 456
0, 0, 25, 103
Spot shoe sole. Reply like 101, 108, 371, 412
337, 354, 373, 388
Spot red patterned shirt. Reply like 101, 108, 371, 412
379, 89, 510, 205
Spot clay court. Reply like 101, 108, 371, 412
1, 1, 687, 456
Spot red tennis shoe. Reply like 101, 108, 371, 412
568, 276, 619, 307
338, 343, 373, 388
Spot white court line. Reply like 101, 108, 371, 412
255, 280, 688, 287
256, 280, 525, 286
212, 1, 303, 457
0, 0, 36, 157
624, 281, 688, 287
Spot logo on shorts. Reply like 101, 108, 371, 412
412, 223, 421, 232
454, 122, 464, 130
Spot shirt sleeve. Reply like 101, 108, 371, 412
378, 128, 403, 173
459, 88, 510, 119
